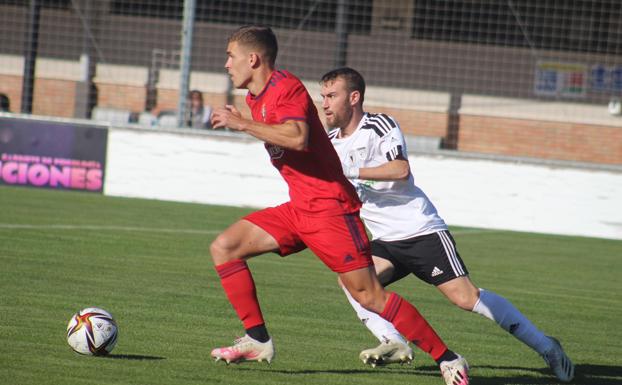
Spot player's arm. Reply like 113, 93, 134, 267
349, 116, 410, 181
345, 158, 410, 181
211, 105, 308, 151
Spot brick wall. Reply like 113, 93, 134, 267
162, 92, 448, 138
218, 96, 448, 138
366, 107, 447, 137
4, 66, 622, 165
459, 115, 622, 164
32, 78, 76, 118
0, 75, 22, 113
96, 83, 146, 113
153, 88, 229, 116
1, 75, 77, 118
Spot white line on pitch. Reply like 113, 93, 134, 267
450, 229, 507, 235
0, 223, 220, 235
0, 223, 504, 236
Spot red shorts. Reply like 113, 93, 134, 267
244, 202, 372, 273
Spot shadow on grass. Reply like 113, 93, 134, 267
104, 354, 166, 361
235, 367, 420, 375
235, 363, 622, 385
470, 363, 622, 385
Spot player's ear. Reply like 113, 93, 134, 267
350, 90, 361, 107
249, 52, 261, 69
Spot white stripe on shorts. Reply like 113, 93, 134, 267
437, 231, 465, 276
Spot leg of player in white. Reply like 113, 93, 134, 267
346, 255, 574, 382
443, 278, 573, 382
341, 257, 407, 345
341, 285, 412, 366
438, 276, 552, 353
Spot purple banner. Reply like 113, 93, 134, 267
0, 117, 108, 193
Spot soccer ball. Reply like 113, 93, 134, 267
66, 307, 118, 356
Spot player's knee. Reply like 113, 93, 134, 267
450, 288, 479, 310
350, 288, 386, 314
209, 239, 224, 264
356, 295, 378, 313
209, 234, 238, 265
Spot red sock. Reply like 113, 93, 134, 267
215, 259, 265, 329
380, 292, 448, 361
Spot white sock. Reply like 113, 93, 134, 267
472, 288, 553, 354
341, 285, 407, 344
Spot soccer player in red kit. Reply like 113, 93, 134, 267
209, 25, 469, 385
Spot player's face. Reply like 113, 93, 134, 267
225, 41, 252, 89
189, 93, 202, 109
321, 78, 353, 129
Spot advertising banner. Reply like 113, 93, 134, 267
534, 61, 587, 98
0, 117, 108, 193
590, 64, 622, 93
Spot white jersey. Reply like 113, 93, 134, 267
329, 113, 447, 241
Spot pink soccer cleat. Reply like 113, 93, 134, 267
211, 335, 274, 364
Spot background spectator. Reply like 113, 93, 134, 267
0, 93, 10, 112
184, 90, 212, 129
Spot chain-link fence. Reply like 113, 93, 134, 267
1, 1, 621, 161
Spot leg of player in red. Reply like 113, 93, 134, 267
210, 208, 468, 385
209, 219, 280, 364
307, 212, 468, 385
340, 267, 469, 385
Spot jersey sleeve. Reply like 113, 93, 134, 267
274, 80, 310, 123
379, 118, 408, 161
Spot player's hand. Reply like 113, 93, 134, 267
211, 105, 244, 130
342, 163, 360, 179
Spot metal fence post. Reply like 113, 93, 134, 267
334, 0, 348, 68
177, 0, 196, 128
21, 0, 41, 114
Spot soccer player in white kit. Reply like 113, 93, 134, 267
320, 67, 575, 382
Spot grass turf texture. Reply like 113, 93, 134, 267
0, 185, 620, 385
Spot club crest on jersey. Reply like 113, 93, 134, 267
261, 104, 267, 121
348, 147, 367, 164
356, 147, 366, 160
267, 143, 284, 159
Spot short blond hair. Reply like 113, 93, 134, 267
228, 25, 278, 67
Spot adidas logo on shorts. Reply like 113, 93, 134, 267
431, 266, 444, 277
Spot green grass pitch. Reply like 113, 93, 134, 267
1, 186, 620, 385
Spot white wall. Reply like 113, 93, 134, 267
105, 127, 622, 240
105, 128, 288, 208
410, 156, 622, 240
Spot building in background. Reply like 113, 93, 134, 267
0, 0, 620, 164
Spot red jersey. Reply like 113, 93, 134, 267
246, 70, 361, 217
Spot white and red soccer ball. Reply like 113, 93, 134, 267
66, 307, 118, 356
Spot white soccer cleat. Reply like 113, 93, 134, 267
542, 337, 574, 382
211, 335, 274, 365
359, 340, 413, 367
440, 354, 469, 385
